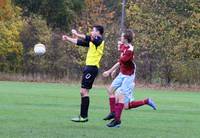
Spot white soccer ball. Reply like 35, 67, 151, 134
34, 43, 46, 55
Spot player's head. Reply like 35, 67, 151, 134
121, 29, 135, 44
91, 25, 104, 37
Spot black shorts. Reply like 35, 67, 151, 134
81, 66, 98, 89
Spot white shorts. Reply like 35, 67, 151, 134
111, 73, 136, 104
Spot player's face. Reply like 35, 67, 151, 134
120, 33, 125, 43
91, 27, 99, 37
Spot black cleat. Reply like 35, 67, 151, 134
106, 119, 121, 128
103, 112, 115, 120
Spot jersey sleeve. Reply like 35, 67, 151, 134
76, 35, 91, 47
85, 35, 91, 42
77, 35, 103, 47
77, 39, 89, 47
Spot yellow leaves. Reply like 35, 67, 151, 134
28, 16, 51, 45
126, 2, 142, 18
169, 28, 177, 37
125, 0, 200, 84
127, 0, 199, 58
0, 0, 12, 21
0, 0, 23, 57
131, 4, 141, 13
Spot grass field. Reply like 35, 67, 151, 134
0, 81, 200, 138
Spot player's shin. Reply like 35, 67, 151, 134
128, 99, 146, 109
108, 87, 116, 113
115, 94, 124, 121
109, 96, 115, 113
80, 96, 89, 118
80, 89, 90, 118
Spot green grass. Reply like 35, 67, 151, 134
0, 81, 200, 138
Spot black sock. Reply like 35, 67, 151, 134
80, 96, 89, 118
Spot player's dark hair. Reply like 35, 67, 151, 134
93, 25, 104, 35
124, 29, 134, 43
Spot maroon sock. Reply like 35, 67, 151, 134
109, 97, 115, 113
115, 103, 124, 121
128, 99, 148, 109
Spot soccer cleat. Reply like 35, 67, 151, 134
147, 98, 157, 110
103, 112, 115, 120
71, 116, 88, 122
106, 119, 121, 128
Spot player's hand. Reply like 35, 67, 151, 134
103, 71, 110, 77
71, 29, 78, 36
62, 35, 68, 41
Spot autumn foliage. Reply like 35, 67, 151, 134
0, 0, 199, 86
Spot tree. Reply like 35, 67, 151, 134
77, 0, 118, 70
126, 0, 200, 85
13, 0, 85, 30
0, 0, 23, 72
20, 15, 51, 77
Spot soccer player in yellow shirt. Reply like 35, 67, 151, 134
62, 25, 104, 122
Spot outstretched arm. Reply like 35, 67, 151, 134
103, 62, 120, 77
62, 29, 86, 44
72, 29, 86, 39
62, 34, 90, 47
62, 35, 78, 44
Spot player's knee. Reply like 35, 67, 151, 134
80, 88, 89, 97
116, 93, 125, 103
107, 86, 115, 96
124, 104, 129, 110
108, 91, 114, 96
80, 92, 88, 97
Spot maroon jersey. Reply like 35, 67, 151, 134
119, 44, 135, 75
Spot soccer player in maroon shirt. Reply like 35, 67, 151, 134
103, 30, 157, 128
